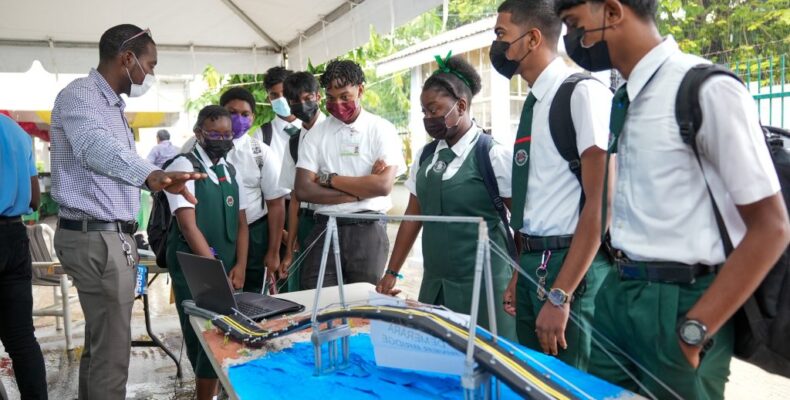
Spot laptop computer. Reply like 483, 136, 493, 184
176, 251, 304, 321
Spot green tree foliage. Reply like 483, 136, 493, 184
659, 0, 790, 63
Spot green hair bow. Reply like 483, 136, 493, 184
433, 51, 472, 89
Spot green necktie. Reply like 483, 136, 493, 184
423, 147, 457, 214
601, 84, 630, 241
510, 93, 538, 231
284, 125, 301, 136
210, 163, 236, 241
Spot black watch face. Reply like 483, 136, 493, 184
680, 322, 705, 345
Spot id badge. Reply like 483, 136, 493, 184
340, 133, 361, 156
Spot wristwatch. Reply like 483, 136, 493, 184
318, 172, 333, 187
327, 173, 338, 188
678, 318, 708, 347
547, 288, 570, 306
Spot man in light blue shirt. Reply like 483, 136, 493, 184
0, 114, 47, 399
146, 129, 180, 168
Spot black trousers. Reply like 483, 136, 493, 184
0, 222, 48, 399
300, 220, 389, 289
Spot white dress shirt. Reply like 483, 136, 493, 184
226, 134, 290, 224
296, 109, 407, 214
611, 36, 780, 265
406, 126, 513, 198
164, 144, 249, 214
253, 116, 302, 163
279, 113, 327, 191
520, 57, 613, 236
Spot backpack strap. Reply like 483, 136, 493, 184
675, 63, 743, 256
261, 122, 274, 146
418, 140, 441, 167
162, 152, 202, 172
548, 72, 595, 211
474, 133, 518, 261
289, 133, 300, 163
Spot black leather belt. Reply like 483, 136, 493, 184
615, 255, 721, 284
0, 216, 22, 225
314, 211, 383, 226
299, 208, 315, 218
518, 233, 574, 253
58, 218, 138, 235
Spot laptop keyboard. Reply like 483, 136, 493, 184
237, 302, 273, 317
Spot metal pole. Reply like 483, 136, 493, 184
462, 221, 489, 392
483, 238, 498, 341
330, 218, 350, 363
782, 54, 786, 129
310, 217, 337, 325
770, 56, 774, 126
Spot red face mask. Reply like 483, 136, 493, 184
327, 100, 359, 124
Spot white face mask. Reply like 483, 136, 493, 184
125, 53, 156, 98
271, 96, 291, 117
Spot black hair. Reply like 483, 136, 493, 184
263, 66, 293, 90
219, 87, 257, 112
554, 0, 658, 21
422, 55, 482, 102
319, 59, 366, 89
194, 105, 231, 131
283, 72, 320, 103
99, 24, 156, 62
498, 0, 562, 45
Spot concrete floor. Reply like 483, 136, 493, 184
2, 218, 790, 399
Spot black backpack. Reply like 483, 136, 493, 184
676, 63, 790, 377
419, 132, 517, 260
548, 72, 602, 210
147, 153, 237, 269
261, 122, 273, 146
289, 132, 300, 163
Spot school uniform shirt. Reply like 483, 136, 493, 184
164, 144, 250, 213
226, 134, 290, 225
296, 109, 407, 214
406, 126, 512, 198
279, 112, 327, 191
519, 57, 613, 236
253, 116, 302, 162
611, 36, 780, 265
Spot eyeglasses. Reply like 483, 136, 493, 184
119, 28, 152, 50
199, 128, 233, 141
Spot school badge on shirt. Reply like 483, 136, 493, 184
433, 160, 447, 173
226, 196, 234, 207
514, 149, 528, 166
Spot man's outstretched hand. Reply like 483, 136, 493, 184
146, 170, 207, 205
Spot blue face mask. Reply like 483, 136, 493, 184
271, 96, 291, 117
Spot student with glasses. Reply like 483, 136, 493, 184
164, 105, 250, 400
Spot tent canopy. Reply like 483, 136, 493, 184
0, 0, 441, 75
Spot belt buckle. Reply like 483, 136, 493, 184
616, 262, 642, 280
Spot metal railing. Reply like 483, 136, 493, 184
728, 54, 789, 129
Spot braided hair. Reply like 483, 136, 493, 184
423, 55, 482, 102
320, 59, 366, 89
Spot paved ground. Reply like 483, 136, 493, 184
1, 220, 789, 399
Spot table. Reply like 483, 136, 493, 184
188, 282, 376, 400
131, 260, 182, 378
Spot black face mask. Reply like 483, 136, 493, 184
423, 102, 461, 140
202, 139, 234, 160
490, 31, 532, 79
291, 101, 319, 124
563, 15, 613, 72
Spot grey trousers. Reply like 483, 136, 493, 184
300, 220, 389, 289
54, 228, 137, 400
